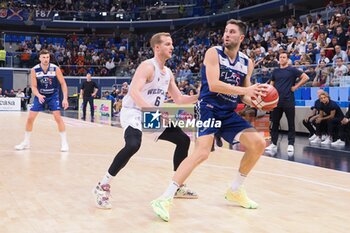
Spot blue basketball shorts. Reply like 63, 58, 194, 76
195, 101, 252, 143
31, 92, 61, 111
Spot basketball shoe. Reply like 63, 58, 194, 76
225, 186, 258, 209
151, 197, 173, 222
61, 142, 69, 152
265, 143, 277, 155
331, 139, 345, 147
92, 182, 112, 209
14, 141, 30, 150
174, 184, 198, 199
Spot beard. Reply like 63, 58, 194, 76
224, 40, 239, 50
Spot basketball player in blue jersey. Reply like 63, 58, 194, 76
92, 33, 199, 209
152, 19, 268, 221
15, 49, 69, 152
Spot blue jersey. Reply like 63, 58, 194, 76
34, 63, 59, 95
199, 46, 249, 111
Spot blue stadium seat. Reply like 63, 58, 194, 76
329, 87, 339, 101
19, 35, 25, 42
340, 101, 349, 108
301, 87, 311, 100
294, 88, 302, 100
4, 34, 12, 42
324, 87, 329, 93
12, 35, 20, 42
295, 100, 305, 106
305, 100, 314, 106
339, 87, 349, 101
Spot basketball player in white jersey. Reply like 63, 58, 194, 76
93, 32, 199, 209
15, 49, 69, 152
151, 20, 268, 221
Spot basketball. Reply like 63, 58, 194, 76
251, 84, 279, 111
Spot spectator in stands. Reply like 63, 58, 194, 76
105, 58, 116, 75
16, 88, 26, 110
335, 26, 348, 50
20, 49, 31, 68
80, 73, 99, 122
0, 46, 6, 67
6, 89, 16, 97
331, 57, 349, 86
164, 92, 174, 103
303, 89, 324, 141
34, 41, 42, 52
317, 49, 330, 65
325, 37, 338, 60
255, 67, 271, 83
271, 38, 281, 52
303, 62, 316, 86
312, 92, 344, 145
313, 61, 329, 87
306, 43, 318, 63
332, 45, 349, 66
346, 40, 350, 61
311, 91, 344, 145
24, 85, 32, 104
330, 103, 350, 147
286, 21, 295, 38
0, 87, 2, 96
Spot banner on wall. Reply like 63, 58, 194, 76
78, 98, 112, 123
0, 97, 21, 111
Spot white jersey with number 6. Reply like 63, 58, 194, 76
120, 58, 172, 131
122, 58, 171, 110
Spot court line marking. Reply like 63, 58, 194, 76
2, 149, 350, 193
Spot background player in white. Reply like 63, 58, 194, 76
15, 49, 69, 152
93, 32, 198, 209
151, 20, 268, 221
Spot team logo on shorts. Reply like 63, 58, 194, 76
143, 110, 161, 129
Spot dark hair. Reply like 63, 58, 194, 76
226, 19, 247, 35
39, 49, 50, 56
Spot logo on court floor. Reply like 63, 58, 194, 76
143, 110, 161, 129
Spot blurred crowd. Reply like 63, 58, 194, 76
1, 1, 350, 95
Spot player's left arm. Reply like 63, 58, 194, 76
291, 73, 309, 92
56, 67, 69, 110
167, 73, 198, 105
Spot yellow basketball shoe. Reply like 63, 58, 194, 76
151, 197, 173, 222
225, 187, 258, 209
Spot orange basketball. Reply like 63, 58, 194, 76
251, 84, 279, 111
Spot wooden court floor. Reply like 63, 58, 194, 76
0, 112, 349, 233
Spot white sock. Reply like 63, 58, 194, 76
161, 181, 180, 199
100, 172, 113, 185
60, 132, 68, 144
231, 172, 246, 191
24, 131, 31, 143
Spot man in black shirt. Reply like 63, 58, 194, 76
80, 73, 98, 121
312, 92, 345, 145
303, 89, 324, 141
24, 85, 32, 104
265, 52, 309, 156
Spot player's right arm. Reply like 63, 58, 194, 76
30, 68, 45, 104
129, 61, 154, 108
204, 47, 263, 98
